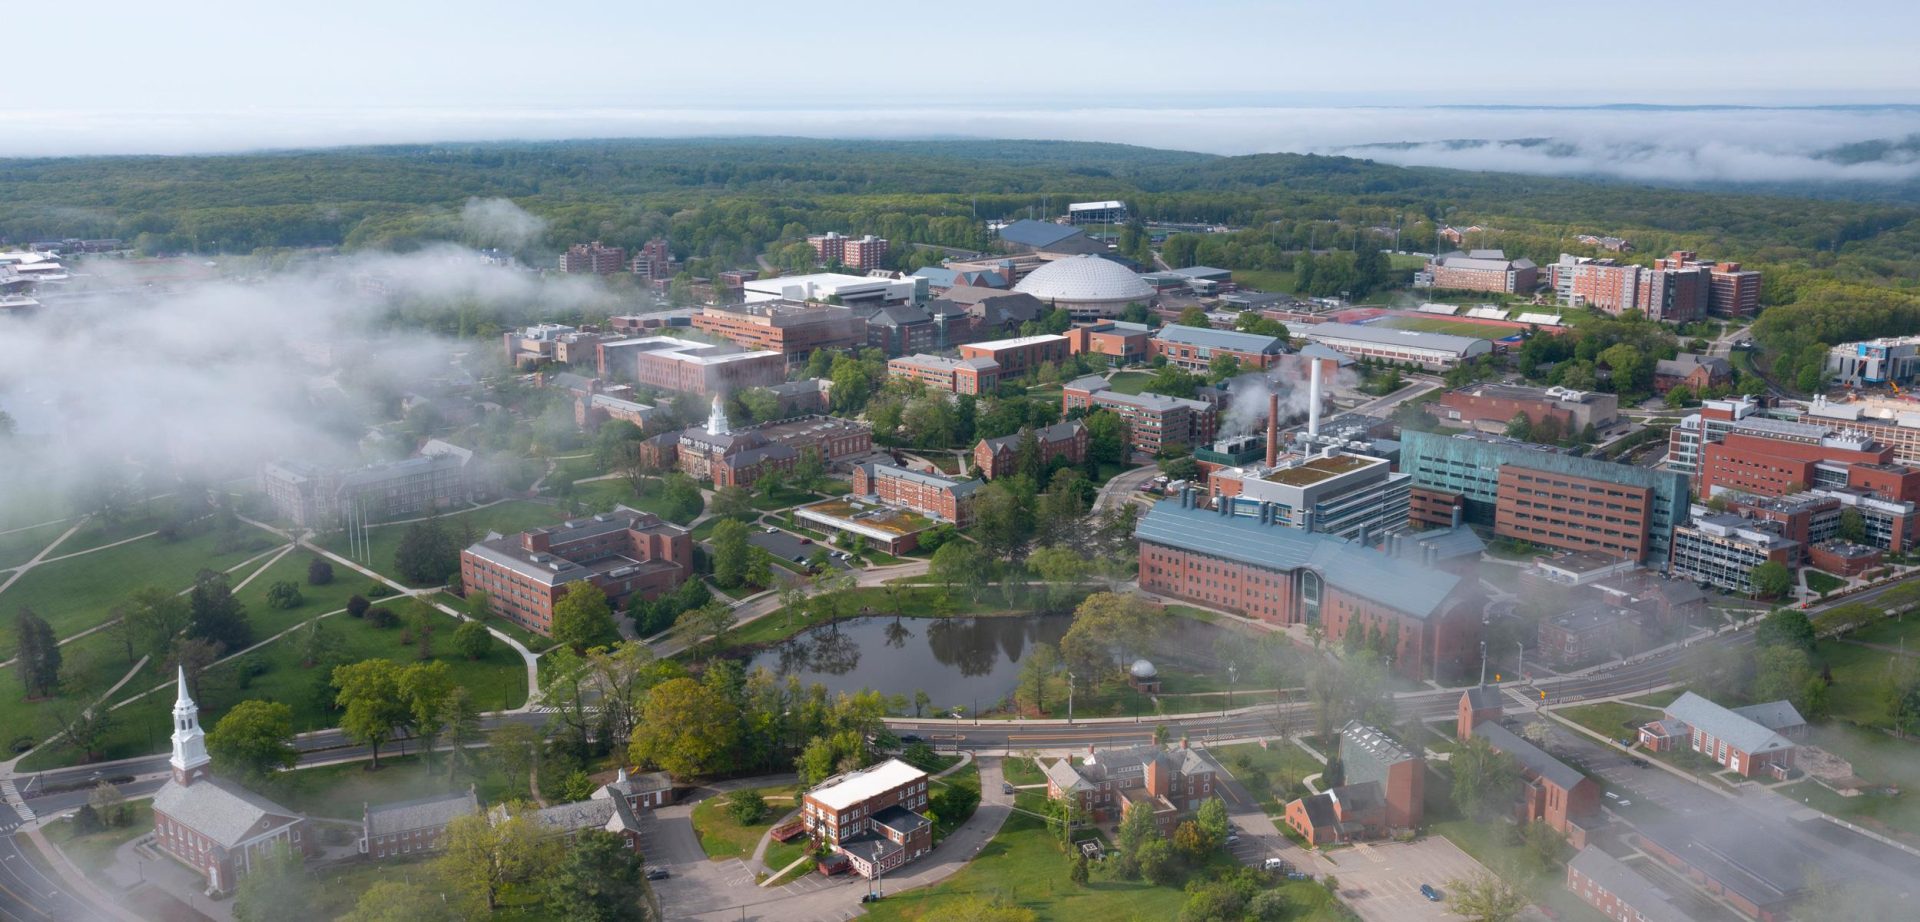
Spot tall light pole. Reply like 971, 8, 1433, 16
1517, 641, 1525, 682
1225, 664, 1237, 716
1067, 672, 1075, 726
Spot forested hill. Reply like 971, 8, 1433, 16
3, 136, 1918, 361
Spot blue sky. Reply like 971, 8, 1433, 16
21, 0, 1920, 110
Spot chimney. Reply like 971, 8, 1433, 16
1358, 522, 1371, 548
522, 529, 551, 553
1267, 391, 1280, 468
1451, 504, 1464, 530
1308, 360, 1323, 437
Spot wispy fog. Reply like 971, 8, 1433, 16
0, 249, 612, 512
4, 105, 1920, 185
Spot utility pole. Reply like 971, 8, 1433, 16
1067, 672, 1075, 725
1517, 641, 1526, 682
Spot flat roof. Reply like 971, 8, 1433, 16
1262, 453, 1375, 486
1291, 321, 1491, 356
964, 334, 1068, 351
807, 758, 926, 812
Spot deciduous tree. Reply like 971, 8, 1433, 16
629, 676, 740, 777
540, 828, 648, 922
1445, 872, 1528, 922
551, 581, 618, 652
207, 700, 298, 780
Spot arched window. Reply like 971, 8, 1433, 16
1299, 570, 1322, 624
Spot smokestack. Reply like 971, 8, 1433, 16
1451, 504, 1464, 530
1308, 360, 1323, 437
1266, 391, 1279, 468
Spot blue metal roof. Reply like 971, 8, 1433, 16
912, 266, 959, 286
998, 219, 1083, 248
1135, 499, 1462, 620
1153, 324, 1287, 355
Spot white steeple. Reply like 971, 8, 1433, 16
169, 665, 210, 783
706, 393, 730, 436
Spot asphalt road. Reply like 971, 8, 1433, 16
0, 815, 92, 922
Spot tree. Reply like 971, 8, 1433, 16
727, 789, 769, 824
541, 828, 647, 922
207, 700, 298, 780
342, 880, 457, 922
1750, 561, 1793, 599
307, 557, 334, 586
400, 660, 454, 765
658, 472, 705, 521
332, 659, 408, 769
1070, 853, 1089, 886
436, 808, 560, 913
393, 519, 459, 585
630, 676, 740, 777
713, 484, 755, 521
1027, 545, 1091, 614
298, 618, 342, 668
1060, 592, 1162, 680
1194, 796, 1229, 850
164, 636, 223, 700
1445, 872, 1528, 922
1504, 412, 1533, 441
232, 843, 311, 922
264, 580, 303, 610
914, 689, 932, 718
710, 518, 751, 588
1448, 735, 1521, 821
187, 569, 252, 650
490, 722, 540, 792
929, 540, 988, 602
1756, 608, 1816, 652
552, 581, 618, 651
1118, 799, 1162, 861
14, 607, 59, 698
52, 702, 114, 762
346, 594, 370, 618
1017, 642, 1061, 715
449, 620, 492, 661
676, 600, 736, 663
1172, 820, 1208, 860
1136, 837, 1179, 885
89, 781, 129, 827
1754, 644, 1817, 708
1521, 819, 1564, 874
114, 587, 191, 664
1838, 507, 1868, 544
1176, 305, 1211, 327
745, 546, 773, 588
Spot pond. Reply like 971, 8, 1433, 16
740, 612, 1240, 711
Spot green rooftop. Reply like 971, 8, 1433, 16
799, 499, 937, 536
1262, 453, 1375, 486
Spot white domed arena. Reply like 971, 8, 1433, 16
1014, 254, 1155, 319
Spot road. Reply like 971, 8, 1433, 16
0, 815, 92, 922
1093, 464, 1159, 514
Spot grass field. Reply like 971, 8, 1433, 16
316, 500, 568, 584
1211, 742, 1324, 815
0, 520, 73, 570
1556, 701, 1663, 743
567, 480, 703, 524
0, 629, 162, 756
232, 549, 368, 629
260, 752, 522, 819
1231, 269, 1296, 294
21, 597, 528, 771
1424, 770, 1612, 922
42, 801, 154, 875
1104, 371, 1154, 395
1378, 315, 1512, 339
690, 784, 800, 861
0, 526, 277, 657
1805, 570, 1846, 595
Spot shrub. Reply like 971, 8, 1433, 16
264, 580, 303, 610
727, 790, 768, 825
367, 606, 398, 628
307, 557, 334, 586
346, 595, 369, 618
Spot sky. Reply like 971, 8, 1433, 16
4, 0, 1919, 181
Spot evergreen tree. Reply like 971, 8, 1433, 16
15, 607, 60, 698
187, 569, 252, 651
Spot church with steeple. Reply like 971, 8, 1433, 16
151, 667, 309, 895
642, 392, 873, 488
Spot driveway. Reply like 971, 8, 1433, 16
747, 527, 851, 570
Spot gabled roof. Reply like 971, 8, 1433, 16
1730, 700, 1805, 734
1043, 757, 1094, 794
1462, 685, 1504, 712
154, 777, 302, 850
1663, 692, 1795, 755
1395, 525, 1486, 563
365, 790, 478, 836
1566, 848, 1690, 922
1136, 499, 1465, 620
998, 219, 1084, 249
1471, 721, 1590, 792
981, 420, 1085, 453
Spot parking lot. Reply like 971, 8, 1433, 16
1523, 715, 1714, 818
1318, 837, 1478, 922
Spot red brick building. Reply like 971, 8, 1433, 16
801, 759, 931, 878
1432, 383, 1618, 438
692, 300, 867, 362
807, 232, 890, 269
1459, 691, 1601, 845
1136, 494, 1482, 680
958, 334, 1071, 379
560, 241, 626, 274
1149, 324, 1288, 373
1638, 692, 1798, 779
1062, 376, 1217, 457
1699, 424, 1920, 503
1043, 744, 1219, 835
460, 508, 692, 637
594, 336, 786, 397
360, 789, 477, 861
1418, 249, 1540, 294
1653, 353, 1733, 395
1066, 320, 1153, 366
152, 668, 311, 894
630, 237, 675, 280
664, 402, 872, 489
1565, 847, 1692, 922
974, 420, 1088, 480
1495, 467, 1655, 561
1283, 722, 1423, 844
887, 353, 1000, 395
1808, 539, 1881, 576
854, 461, 981, 526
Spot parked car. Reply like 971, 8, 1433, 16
1604, 791, 1620, 801
764, 526, 777, 533
1262, 857, 1288, 871
860, 893, 882, 903
1002, 781, 1015, 795
1225, 834, 1240, 845
1631, 757, 1650, 768
644, 867, 670, 880
1420, 884, 1442, 902
798, 537, 812, 544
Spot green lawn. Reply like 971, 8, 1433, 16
233, 550, 368, 629
1231, 269, 1296, 294
1556, 701, 1662, 744
717, 585, 1086, 652
57, 496, 190, 554
1212, 742, 1324, 814
21, 597, 528, 771
1805, 570, 1846, 595
1002, 756, 1046, 787
1379, 316, 1510, 339
43, 801, 153, 874
567, 480, 703, 524
0, 520, 72, 570
316, 500, 568, 584
259, 752, 521, 820
860, 810, 1323, 922
547, 454, 610, 489
1104, 371, 1154, 395
0, 527, 276, 657
690, 785, 800, 861
1813, 638, 1908, 726
0, 629, 160, 757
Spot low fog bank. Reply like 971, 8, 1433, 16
0, 241, 616, 520
6, 105, 1920, 188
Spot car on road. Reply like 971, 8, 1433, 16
1630, 757, 1650, 768
644, 867, 670, 880
1420, 884, 1442, 902
899, 733, 923, 743
860, 893, 882, 903
764, 526, 777, 533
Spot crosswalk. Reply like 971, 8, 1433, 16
0, 778, 34, 822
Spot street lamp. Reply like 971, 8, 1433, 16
1225, 664, 1237, 716
1066, 672, 1075, 726
1516, 642, 1525, 681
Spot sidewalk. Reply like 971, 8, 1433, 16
21, 824, 158, 922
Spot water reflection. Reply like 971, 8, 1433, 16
742, 613, 1240, 707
